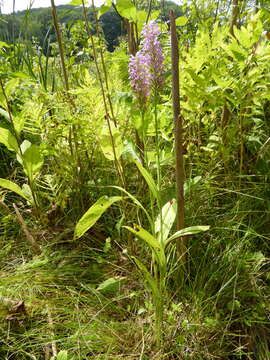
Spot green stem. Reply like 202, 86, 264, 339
154, 94, 163, 243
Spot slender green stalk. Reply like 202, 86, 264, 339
153, 94, 163, 244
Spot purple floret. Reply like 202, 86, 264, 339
128, 50, 151, 104
128, 21, 165, 103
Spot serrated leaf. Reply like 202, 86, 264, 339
74, 196, 123, 240
0, 178, 28, 201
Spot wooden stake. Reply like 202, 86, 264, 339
170, 10, 186, 261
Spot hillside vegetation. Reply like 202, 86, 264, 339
0, 0, 270, 359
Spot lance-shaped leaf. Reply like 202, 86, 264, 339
131, 256, 159, 299
165, 225, 210, 247
74, 196, 123, 240
17, 141, 44, 182
134, 160, 159, 201
124, 225, 166, 269
0, 178, 29, 201
155, 199, 177, 243
111, 185, 153, 230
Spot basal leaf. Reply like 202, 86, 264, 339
132, 256, 159, 299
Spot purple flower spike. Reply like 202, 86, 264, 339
128, 21, 165, 103
141, 21, 165, 89
128, 50, 151, 104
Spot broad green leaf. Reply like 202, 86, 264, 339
0, 41, 10, 48
166, 225, 210, 246
122, 140, 141, 162
119, 6, 136, 20
74, 196, 123, 240
13, 114, 26, 135
115, 0, 134, 15
98, 0, 112, 18
0, 178, 28, 201
176, 16, 188, 26
134, 160, 159, 201
0, 128, 19, 153
17, 141, 43, 182
99, 121, 124, 161
5, 78, 20, 98
11, 72, 30, 79
155, 199, 177, 243
131, 256, 159, 299
124, 225, 166, 269
134, 10, 147, 29
97, 276, 125, 292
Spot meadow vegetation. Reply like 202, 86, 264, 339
0, 0, 269, 359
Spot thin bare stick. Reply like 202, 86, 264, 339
50, 0, 69, 92
13, 203, 41, 254
230, 0, 239, 36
